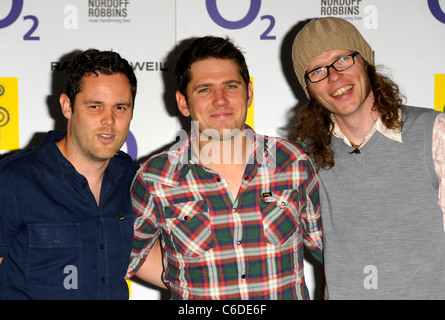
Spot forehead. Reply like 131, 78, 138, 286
189, 58, 241, 81
80, 72, 130, 90
77, 73, 133, 103
307, 49, 353, 70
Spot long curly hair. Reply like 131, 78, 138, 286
289, 62, 405, 171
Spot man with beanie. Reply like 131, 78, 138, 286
290, 17, 445, 299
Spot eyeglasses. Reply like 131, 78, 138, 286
305, 52, 359, 83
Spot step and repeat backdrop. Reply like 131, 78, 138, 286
1, 0, 444, 299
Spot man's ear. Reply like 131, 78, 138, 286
59, 93, 73, 119
176, 91, 190, 117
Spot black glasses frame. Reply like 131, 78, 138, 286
305, 52, 360, 83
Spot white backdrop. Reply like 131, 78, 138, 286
1, 0, 444, 300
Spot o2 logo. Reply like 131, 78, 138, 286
0, 0, 40, 40
428, 0, 445, 23
206, 0, 276, 40
125, 130, 138, 161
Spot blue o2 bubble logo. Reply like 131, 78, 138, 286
206, 0, 276, 40
428, 0, 445, 23
0, 0, 40, 40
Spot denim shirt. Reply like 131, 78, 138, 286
0, 131, 138, 299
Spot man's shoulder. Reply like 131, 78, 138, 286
0, 147, 36, 172
112, 150, 139, 174
266, 135, 308, 160
141, 148, 176, 169
404, 105, 441, 118
137, 148, 182, 179
403, 106, 442, 129
256, 134, 312, 173
114, 150, 137, 164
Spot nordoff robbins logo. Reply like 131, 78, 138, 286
320, 0, 362, 18
88, 0, 131, 23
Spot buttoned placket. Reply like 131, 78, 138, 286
78, 172, 110, 299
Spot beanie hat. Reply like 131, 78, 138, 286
292, 17, 374, 98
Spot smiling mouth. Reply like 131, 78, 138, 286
332, 85, 353, 97
211, 113, 233, 119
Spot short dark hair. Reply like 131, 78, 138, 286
175, 36, 250, 101
64, 49, 137, 109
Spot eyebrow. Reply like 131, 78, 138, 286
82, 99, 132, 106
192, 80, 243, 92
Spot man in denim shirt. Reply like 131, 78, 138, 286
0, 49, 143, 299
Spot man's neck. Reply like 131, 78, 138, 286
195, 130, 253, 200
195, 128, 253, 167
333, 95, 379, 146
56, 137, 108, 205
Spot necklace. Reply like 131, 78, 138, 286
349, 140, 362, 154
350, 141, 362, 149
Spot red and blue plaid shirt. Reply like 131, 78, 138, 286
127, 129, 322, 299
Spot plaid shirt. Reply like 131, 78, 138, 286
127, 129, 322, 299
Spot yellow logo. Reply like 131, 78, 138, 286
246, 77, 255, 129
435, 74, 445, 113
0, 78, 19, 150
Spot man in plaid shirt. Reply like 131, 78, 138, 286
126, 36, 323, 299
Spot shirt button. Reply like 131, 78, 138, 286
184, 216, 189, 221
244, 176, 250, 180
100, 244, 104, 249
216, 178, 221, 182
241, 274, 246, 279
53, 238, 60, 244
236, 240, 242, 245
81, 182, 87, 188
101, 278, 106, 283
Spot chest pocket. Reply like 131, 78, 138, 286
260, 189, 299, 245
164, 199, 215, 258
27, 223, 82, 297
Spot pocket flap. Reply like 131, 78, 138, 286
28, 223, 82, 248
164, 199, 208, 220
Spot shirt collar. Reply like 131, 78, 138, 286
37, 130, 124, 179
330, 111, 403, 146
169, 126, 274, 174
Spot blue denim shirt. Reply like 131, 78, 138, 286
0, 131, 138, 299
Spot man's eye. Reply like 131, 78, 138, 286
313, 68, 325, 75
